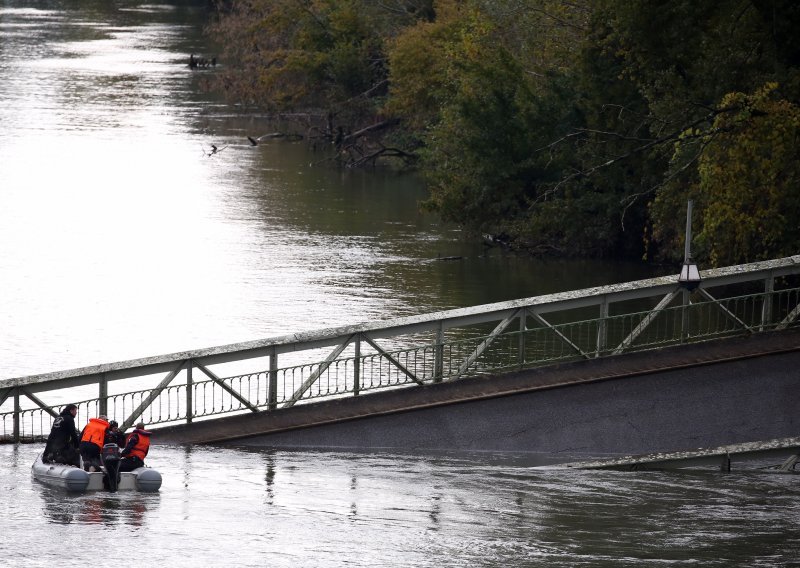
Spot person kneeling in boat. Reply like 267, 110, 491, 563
119, 422, 152, 472
42, 403, 80, 467
79, 415, 110, 472
105, 420, 126, 447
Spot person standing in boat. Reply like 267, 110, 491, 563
42, 403, 80, 466
79, 415, 110, 472
119, 422, 152, 472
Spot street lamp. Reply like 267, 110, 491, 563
678, 200, 702, 290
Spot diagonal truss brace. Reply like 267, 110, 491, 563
698, 288, 753, 333
612, 289, 682, 355
121, 361, 184, 431
362, 335, 424, 386
196, 363, 258, 413
776, 301, 800, 331
530, 311, 591, 360
18, 387, 60, 418
0, 387, 11, 408
284, 334, 356, 409
0, 387, 59, 418
447, 309, 523, 382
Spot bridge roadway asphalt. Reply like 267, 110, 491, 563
153, 329, 800, 458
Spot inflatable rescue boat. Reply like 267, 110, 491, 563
32, 452, 162, 492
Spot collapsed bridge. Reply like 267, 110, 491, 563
2, 256, 800, 459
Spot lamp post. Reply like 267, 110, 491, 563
678, 200, 702, 290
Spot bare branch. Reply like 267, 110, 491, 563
343, 118, 401, 143
529, 107, 734, 208
619, 134, 716, 230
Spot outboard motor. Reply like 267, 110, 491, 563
101, 443, 121, 492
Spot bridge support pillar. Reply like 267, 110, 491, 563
434, 322, 444, 383
268, 348, 278, 410
762, 275, 774, 330
99, 373, 108, 417
186, 360, 193, 424
354, 337, 361, 396
13, 388, 20, 443
597, 298, 608, 356
681, 289, 691, 342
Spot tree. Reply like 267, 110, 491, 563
207, 0, 426, 139
207, 0, 800, 264
693, 84, 800, 265
603, 0, 800, 262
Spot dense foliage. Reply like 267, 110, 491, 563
208, 0, 800, 265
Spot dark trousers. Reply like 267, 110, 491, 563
49, 445, 80, 467
119, 456, 145, 472
79, 441, 102, 471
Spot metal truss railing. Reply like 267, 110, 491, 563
2, 256, 799, 442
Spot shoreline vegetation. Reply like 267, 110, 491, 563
205, 0, 800, 266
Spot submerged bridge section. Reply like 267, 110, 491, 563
153, 328, 800, 458
2, 256, 800, 458
561, 436, 800, 472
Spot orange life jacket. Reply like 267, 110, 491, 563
80, 417, 110, 450
124, 429, 151, 461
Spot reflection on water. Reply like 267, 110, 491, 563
5, 444, 800, 567
38, 487, 156, 526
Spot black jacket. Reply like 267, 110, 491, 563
43, 408, 80, 459
104, 429, 126, 448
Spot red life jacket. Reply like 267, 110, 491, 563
125, 428, 151, 460
80, 417, 110, 450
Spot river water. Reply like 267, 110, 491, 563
4, 443, 800, 567
1, 2, 797, 566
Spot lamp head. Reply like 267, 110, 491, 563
678, 261, 702, 290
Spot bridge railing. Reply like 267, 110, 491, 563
2, 256, 799, 442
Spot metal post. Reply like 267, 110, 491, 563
518, 310, 526, 369
683, 200, 693, 264
13, 388, 20, 443
186, 359, 193, 424
434, 322, 444, 383
597, 298, 608, 357
99, 373, 108, 417
268, 347, 278, 410
762, 275, 774, 330
353, 335, 361, 396
681, 289, 690, 342
681, 200, 694, 342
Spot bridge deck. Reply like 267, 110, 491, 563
4, 256, 799, 444
560, 436, 800, 472
154, 328, 800, 446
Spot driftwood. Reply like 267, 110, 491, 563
346, 146, 416, 168
342, 118, 400, 143
248, 133, 304, 145
232, 112, 414, 168
203, 144, 228, 157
